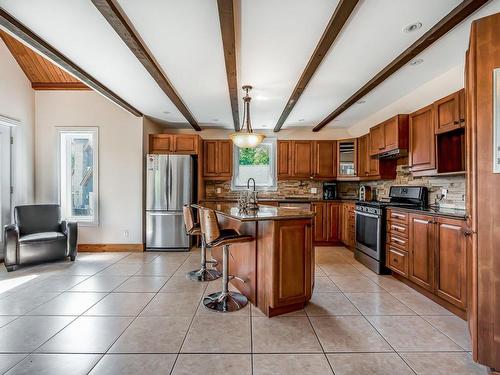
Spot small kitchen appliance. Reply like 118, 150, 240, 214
323, 182, 337, 200
359, 185, 373, 201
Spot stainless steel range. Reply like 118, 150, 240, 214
354, 186, 428, 274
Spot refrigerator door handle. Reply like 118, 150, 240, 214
147, 212, 181, 216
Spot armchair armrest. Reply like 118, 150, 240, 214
3, 224, 19, 267
61, 220, 78, 259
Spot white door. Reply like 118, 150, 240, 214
0, 124, 12, 261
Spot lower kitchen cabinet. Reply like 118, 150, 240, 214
312, 202, 341, 244
387, 209, 468, 311
340, 202, 355, 249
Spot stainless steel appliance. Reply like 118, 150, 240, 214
354, 186, 427, 274
146, 154, 194, 251
323, 182, 337, 200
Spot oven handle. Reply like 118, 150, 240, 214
355, 211, 381, 219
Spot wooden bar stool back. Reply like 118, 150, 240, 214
183, 204, 220, 282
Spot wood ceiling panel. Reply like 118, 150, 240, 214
0, 29, 89, 90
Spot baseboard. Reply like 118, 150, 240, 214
78, 244, 144, 252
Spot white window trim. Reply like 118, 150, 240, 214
231, 137, 278, 192
56, 127, 99, 226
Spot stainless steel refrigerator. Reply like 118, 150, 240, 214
146, 154, 194, 251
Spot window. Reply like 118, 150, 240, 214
58, 128, 98, 224
232, 138, 277, 191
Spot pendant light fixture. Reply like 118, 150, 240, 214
230, 85, 264, 148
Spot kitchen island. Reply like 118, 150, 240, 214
193, 202, 315, 317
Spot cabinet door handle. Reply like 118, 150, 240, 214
391, 225, 405, 232
454, 120, 460, 124
392, 237, 405, 245
463, 230, 476, 237
392, 213, 405, 219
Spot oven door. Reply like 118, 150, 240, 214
355, 210, 382, 261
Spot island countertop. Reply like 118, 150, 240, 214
192, 202, 315, 221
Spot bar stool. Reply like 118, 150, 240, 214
199, 207, 254, 312
183, 205, 221, 282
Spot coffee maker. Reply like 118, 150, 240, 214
323, 182, 337, 200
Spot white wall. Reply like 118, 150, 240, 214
0, 39, 35, 206
35, 91, 143, 244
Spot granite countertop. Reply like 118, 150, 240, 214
387, 205, 468, 220
193, 202, 315, 222
201, 197, 358, 203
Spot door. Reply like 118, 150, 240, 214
312, 203, 327, 242
173, 135, 198, 154
384, 117, 399, 151
167, 155, 192, 210
146, 211, 189, 249
435, 217, 467, 309
146, 154, 169, 210
409, 105, 436, 172
408, 213, 434, 291
217, 140, 233, 176
277, 141, 292, 179
369, 124, 385, 155
292, 141, 314, 178
337, 139, 357, 177
434, 90, 463, 134
355, 210, 381, 260
0, 124, 11, 260
357, 135, 369, 177
203, 140, 218, 177
149, 134, 173, 153
327, 203, 340, 242
315, 141, 336, 178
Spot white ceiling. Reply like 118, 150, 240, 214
0, 0, 499, 132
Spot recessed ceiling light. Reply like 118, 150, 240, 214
403, 22, 422, 33
356, 100, 366, 104
212, 118, 219, 122
298, 118, 305, 122
162, 111, 171, 114
261, 125, 268, 128
409, 58, 424, 66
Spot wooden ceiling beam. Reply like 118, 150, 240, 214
274, 0, 359, 132
217, 0, 240, 132
0, 7, 142, 116
313, 0, 490, 132
91, 0, 201, 131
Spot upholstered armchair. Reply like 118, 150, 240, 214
3, 204, 77, 272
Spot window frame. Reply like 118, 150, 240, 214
56, 127, 99, 226
231, 137, 278, 192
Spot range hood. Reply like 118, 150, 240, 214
375, 148, 408, 159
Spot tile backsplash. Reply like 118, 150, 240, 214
338, 164, 466, 209
204, 164, 466, 209
205, 180, 323, 200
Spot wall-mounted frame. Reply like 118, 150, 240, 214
494, 68, 500, 173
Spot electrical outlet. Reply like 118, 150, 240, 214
441, 188, 448, 199
123, 230, 129, 238
216, 187, 222, 194
310, 187, 318, 194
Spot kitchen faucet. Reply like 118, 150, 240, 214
247, 177, 256, 191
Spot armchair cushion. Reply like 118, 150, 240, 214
19, 232, 66, 244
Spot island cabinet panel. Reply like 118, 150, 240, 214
435, 217, 467, 309
408, 213, 435, 291
409, 105, 436, 173
434, 89, 465, 134
277, 141, 293, 178
270, 220, 312, 309
203, 140, 232, 179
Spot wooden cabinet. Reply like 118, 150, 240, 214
409, 105, 436, 173
312, 202, 341, 244
277, 141, 293, 179
387, 209, 468, 311
315, 141, 337, 179
408, 213, 435, 291
292, 141, 315, 178
149, 134, 199, 154
337, 139, 357, 178
434, 89, 465, 134
358, 134, 381, 178
277, 140, 337, 180
340, 202, 355, 249
369, 115, 409, 156
435, 217, 467, 309
203, 140, 232, 179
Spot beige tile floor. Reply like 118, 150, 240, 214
0, 246, 491, 374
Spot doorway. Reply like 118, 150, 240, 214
0, 123, 12, 262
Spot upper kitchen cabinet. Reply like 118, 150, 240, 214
357, 133, 397, 180
292, 141, 315, 178
434, 89, 465, 134
369, 115, 409, 157
149, 134, 199, 154
337, 139, 357, 178
277, 140, 337, 180
203, 140, 232, 179
409, 104, 436, 173
315, 141, 337, 179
